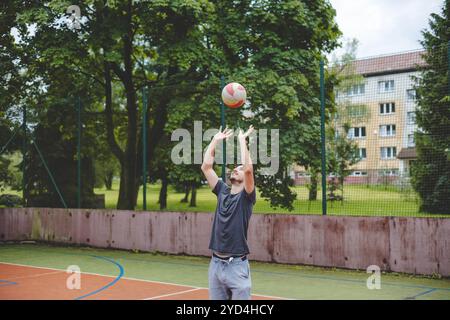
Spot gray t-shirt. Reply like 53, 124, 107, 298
208, 180, 256, 255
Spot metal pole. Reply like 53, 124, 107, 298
1, 128, 18, 155
320, 60, 327, 216
220, 76, 226, 182
22, 105, 27, 206
142, 86, 148, 211
448, 41, 450, 96
77, 96, 82, 208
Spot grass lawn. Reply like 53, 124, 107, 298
1, 181, 448, 217
95, 181, 448, 218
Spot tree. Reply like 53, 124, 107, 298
326, 123, 360, 202
3, 0, 341, 212
210, 0, 341, 210
326, 39, 366, 202
25, 101, 100, 208
306, 39, 365, 202
5, 0, 214, 209
411, 1, 450, 214
94, 153, 119, 190
0, 1, 30, 194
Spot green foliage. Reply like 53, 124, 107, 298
94, 158, 119, 190
0, 157, 11, 192
0, 194, 23, 207
411, 1, 450, 214
256, 172, 297, 211
326, 124, 360, 200
411, 135, 450, 214
26, 102, 98, 208
330, 39, 370, 125
319, 38, 363, 203
1, 0, 341, 211
5, 152, 22, 191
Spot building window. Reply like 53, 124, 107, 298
379, 102, 395, 115
378, 80, 395, 93
348, 127, 366, 139
296, 172, 310, 178
351, 171, 368, 176
346, 84, 365, 96
380, 147, 397, 159
358, 148, 367, 160
407, 89, 416, 101
379, 169, 399, 176
346, 104, 367, 117
407, 111, 416, 125
408, 134, 415, 147
379, 124, 396, 137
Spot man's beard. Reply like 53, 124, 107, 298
230, 177, 243, 184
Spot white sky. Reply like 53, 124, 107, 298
329, 0, 443, 58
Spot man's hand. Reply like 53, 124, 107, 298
201, 127, 233, 190
214, 126, 234, 142
238, 125, 254, 141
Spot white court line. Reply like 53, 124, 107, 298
143, 288, 203, 300
0, 261, 290, 300
6, 270, 64, 281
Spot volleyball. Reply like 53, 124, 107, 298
221, 82, 247, 108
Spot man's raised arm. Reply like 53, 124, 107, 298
238, 125, 255, 194
201, 127, 233, 189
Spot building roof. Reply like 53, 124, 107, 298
348, 50, 427, 77
397, 147, 417, 159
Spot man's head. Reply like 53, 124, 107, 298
229, 165, 244, 185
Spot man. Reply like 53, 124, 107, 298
201, 125, 256, 300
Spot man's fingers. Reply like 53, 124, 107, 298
246, 126, 254, 136
217, 127, 255, 139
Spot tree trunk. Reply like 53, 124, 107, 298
181, 184, 190, 203
339, 175, 345, 204
309, 172, 318, 201
103, 61, 125, 208
134, 67, 176, 203
189, 184, 197, 207
113, 0, 138, 210
104, 171, 114, 190
100, 1, 138, 210
159, 175, 168, 210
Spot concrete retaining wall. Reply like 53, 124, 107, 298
0, 208, 449, 276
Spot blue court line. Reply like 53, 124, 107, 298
404, 288, 437, 300
73, 256, 124, 300
0, 279, 18, 287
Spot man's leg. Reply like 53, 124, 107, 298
227, 259, 252, 300
208, 257, 231, 300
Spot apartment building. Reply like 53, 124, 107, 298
293, 50, 426, 185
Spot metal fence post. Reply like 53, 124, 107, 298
142, 86, 148, 211
22, 104, 27, 206
320, 60, 327, 216
447, 40, 450, 96
77, 96, 82, 208
220, 76, 226, 182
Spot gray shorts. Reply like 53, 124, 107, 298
208, 255, 251, 300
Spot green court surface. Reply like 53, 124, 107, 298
0, 243, 449, 300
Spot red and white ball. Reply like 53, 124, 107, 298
221, 82, 247, 108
